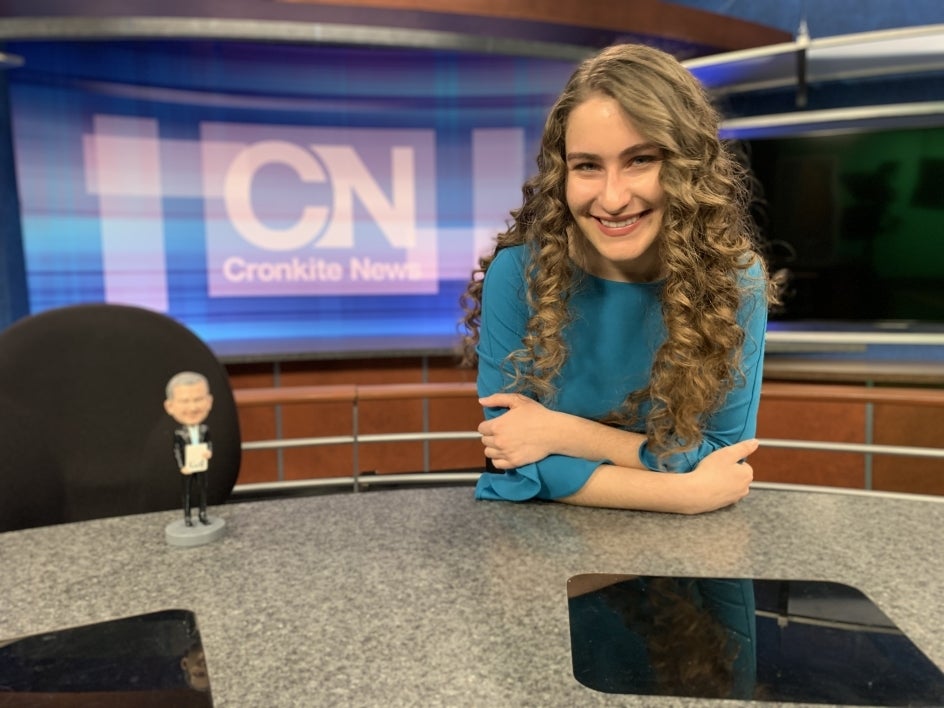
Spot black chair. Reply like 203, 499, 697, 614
0, 303, 241, 532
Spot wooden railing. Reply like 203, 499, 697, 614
761, 381, 944, 407
232, 382, 480, 496
230, 381, 944, 497
761, 381, 944, 478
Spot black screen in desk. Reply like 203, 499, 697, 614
0, 609, 212, 706
567, 576, 944, 706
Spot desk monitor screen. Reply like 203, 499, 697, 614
567, 575, 944, 706
0, 609, 213, 706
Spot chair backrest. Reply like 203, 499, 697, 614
0, 303, 241, 532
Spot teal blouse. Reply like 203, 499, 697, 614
475, 244, 768, 501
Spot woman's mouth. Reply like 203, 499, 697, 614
599, 215, 641, 228
594, 210, 650, 235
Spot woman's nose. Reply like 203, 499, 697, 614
599, 170, 631, 212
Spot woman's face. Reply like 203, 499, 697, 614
564, 93, 666, 282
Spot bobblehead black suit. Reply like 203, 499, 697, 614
173, 424, 212, 526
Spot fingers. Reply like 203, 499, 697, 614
481, 437, 507, 467
741, 461, 754, 483
739, 438, 760, 456
732, 462, 753, 502
482, 447, 511, 469
711, 438, 759, 463
479, 393, 527, 409
487, 457, 512, 470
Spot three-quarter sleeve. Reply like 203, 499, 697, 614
474, 248, 607, 501
638, 261, 769, 472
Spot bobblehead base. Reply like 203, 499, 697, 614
165, 516, 226, 547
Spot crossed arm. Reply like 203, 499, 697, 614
475, 248, 766, 515
478, 392, 758, 515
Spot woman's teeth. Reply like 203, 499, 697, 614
599, 214, 641, 228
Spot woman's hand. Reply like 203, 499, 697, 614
478, 393, 560, 469
557, 439, 759, 514
682, 439, 759, 514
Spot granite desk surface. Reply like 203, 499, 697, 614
1, 485, 942, 707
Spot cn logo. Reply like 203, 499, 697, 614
223, 140, 417, 252
201, 123, 437, 297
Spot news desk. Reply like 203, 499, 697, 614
1, 484, 942, 706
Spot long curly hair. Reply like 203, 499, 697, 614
597, 577, 742, 697
460, 43, 779, 460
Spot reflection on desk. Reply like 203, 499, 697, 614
0, 486, 941, 706
568, 575, 944, 705
0, 609, 211, 707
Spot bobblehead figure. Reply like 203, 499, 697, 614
165, 371, 214, 526
164, 371, 225, 546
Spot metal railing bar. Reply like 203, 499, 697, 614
241, 431, 479, 451
356, 431, 481, 444
231, 477, 357, 497
759, 438, 944, 459
353, 472, 481, 486
242, 435, 357, 451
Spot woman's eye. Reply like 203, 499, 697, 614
629, 153, 663, 169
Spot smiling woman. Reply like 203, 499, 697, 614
460, 43, 782, 514
564, 95, 666, 283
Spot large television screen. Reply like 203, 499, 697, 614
6, 39, 578, 359
745, 125, 944, 325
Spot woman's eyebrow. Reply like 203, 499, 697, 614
619, 142, 662, 158
565, 142, 661, 162
565, 151, 599, 162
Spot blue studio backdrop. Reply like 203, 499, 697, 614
4, 40, 577, 357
